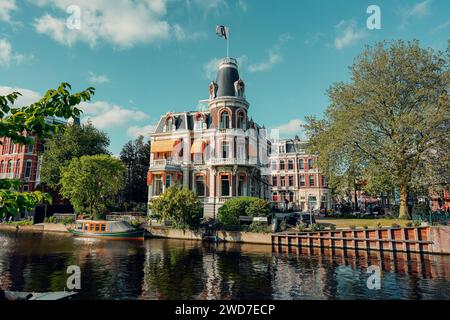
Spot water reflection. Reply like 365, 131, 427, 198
0, 231, 449, 300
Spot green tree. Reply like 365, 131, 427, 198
40, 122, 110, 190
0, 83, 95, 219
120, 135, 150, 205
304, 40, 449, 219
148, 186, 202, 229
60, 155, 126, 218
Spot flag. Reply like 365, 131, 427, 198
215, 25, 228, 40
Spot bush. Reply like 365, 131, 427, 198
8, 220, 33, 226
296, 223, 307, 232
129, 219, 141, 228
44, 216, 57, 223
149, 186, 203, 230
217, 197, 270, 228
413, 220, 422, 227
310, 224, 319, 231
406, 222, 413, 227
363, 225, 369, 230
349, 225, 356, 230
248, 221, 271, 233
376, 222, 383, 229
245, 198, 271, 217
329, 225, 336, 231
391, 223, 401, 228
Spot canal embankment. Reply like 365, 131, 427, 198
145, 225, 450, 255
0, 223, 70, 233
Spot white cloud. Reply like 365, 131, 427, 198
33, 0, 171, 48
334, 20, 366, 50
0, 0, 17, 23
79, 101, 149, 129
127, 124, 156, 140
0, 86, 41, 106
0, 38, 25, 67
203, 57, 220, 79
272, 119, 305, 138
400, 0, 432, 29
88, 72, 110, 84
248, 34, 290, 73
173, 24, 206, 42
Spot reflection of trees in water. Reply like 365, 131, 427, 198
142, 242, 205, 299
77, 242, 146, 300
215, 250, 274, 299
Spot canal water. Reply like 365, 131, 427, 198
0, 230, 449, 300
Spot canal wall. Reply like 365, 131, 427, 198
272, 226, 450, 254
0, 223, 69, 233
145, 226, 272, 245
146, 225, 450, 254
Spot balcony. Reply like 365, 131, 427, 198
149, 159, 182, 171
207, 158, 256, 166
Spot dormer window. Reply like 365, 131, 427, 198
220, 111, 230, 129
194, 114, 205, 130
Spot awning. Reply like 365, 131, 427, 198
151, 140, 177, 153
190, 140, 205, 154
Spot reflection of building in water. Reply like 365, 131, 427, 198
197, 252, 223, 300
271, 253, 329, 299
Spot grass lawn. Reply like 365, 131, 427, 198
316, 217, 411, 228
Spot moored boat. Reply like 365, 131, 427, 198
68, 220, 144, 240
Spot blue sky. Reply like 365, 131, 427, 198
0, 0, 449, 154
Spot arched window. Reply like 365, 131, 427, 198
220, 111, 230, 129
9, 143, 14, 154
25, 160, 32, 178
237, 112, 245, 129
7, 160, 12, 174
195, 175, 205, 196
0, 161, 3, 173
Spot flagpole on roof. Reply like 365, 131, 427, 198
226, 27, 230, 58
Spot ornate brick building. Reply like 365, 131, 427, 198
147, 57, 271, 218
269, 137, 331, 212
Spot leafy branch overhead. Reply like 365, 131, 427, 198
0, 83, 95, 219
0, 83, 95, 145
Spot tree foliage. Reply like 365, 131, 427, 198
148, 186, 203, 229
0, 83, 95, 219
120, 135, 150, 205
217, 197, 271, 228
304, 40, 449, 219
60, 155, 126, 218
40, 122, 110, 190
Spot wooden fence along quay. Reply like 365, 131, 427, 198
272, 226, 450, 255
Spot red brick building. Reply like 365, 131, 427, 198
0, 116, 67, 192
